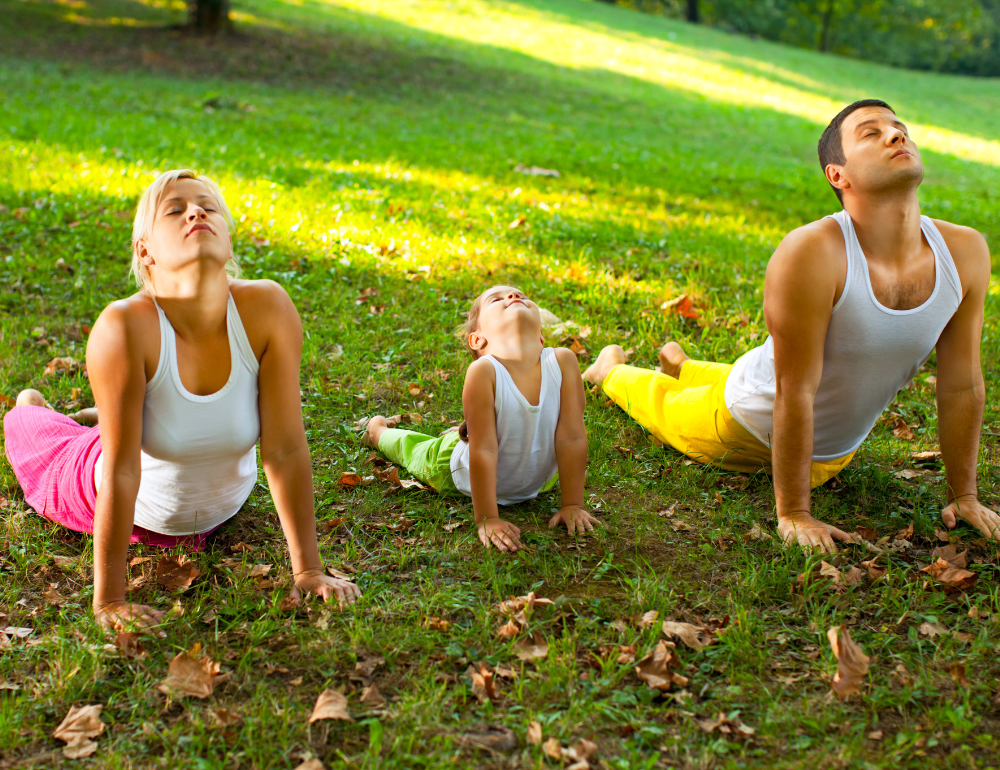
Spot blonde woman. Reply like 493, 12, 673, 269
3, 169, 359, 633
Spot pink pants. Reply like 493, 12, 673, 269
3, 405, 214, 549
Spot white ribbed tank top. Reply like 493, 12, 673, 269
724, 210, 962, 461
95, 293, 261, 534
450, 348, 562, 504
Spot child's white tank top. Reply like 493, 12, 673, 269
724, 210, 962, 460
450, 348, 562, 504
95, 293, 261, 534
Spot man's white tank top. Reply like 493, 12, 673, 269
95, 293, 261, 534
724, 210, 963, 461
450, 348, 562, 504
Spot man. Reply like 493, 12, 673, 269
584, 99, 998, 552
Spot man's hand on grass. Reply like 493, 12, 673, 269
478, 517, 523, 552
95, 601, 165, 637
777, 511, 856, 554
294, 571, 361, 606
942, 496, 1000, 540
548, 505, 601, 535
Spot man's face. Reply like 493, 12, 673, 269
833, 106, 924, 197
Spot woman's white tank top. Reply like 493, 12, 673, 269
724, 210, 963, 461
95, 293, 261, 535
450, 348, 562, 504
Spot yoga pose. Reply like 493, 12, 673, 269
585, 99, 997, 552
3, 170, 360, 633
363, 285, 598, 552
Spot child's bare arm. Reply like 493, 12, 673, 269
463, 359, 523, 552
550, 347, 599, 534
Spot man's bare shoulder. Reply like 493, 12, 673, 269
773, 218, 845, 263
930, 219, 989, 257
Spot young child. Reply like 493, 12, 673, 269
362, 285, 599, 552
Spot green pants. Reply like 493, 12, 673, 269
377, 428, 463, 493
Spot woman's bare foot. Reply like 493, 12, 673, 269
658, 341, 690, 379
583, 345, 627, 387
362, 415, 389, 449
69, 407, 99, 426
15, 389, 46, 407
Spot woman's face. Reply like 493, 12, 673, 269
137, 178, 232, 280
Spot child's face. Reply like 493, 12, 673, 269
470, 286, 542, 354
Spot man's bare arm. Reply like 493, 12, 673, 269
765, 222, 853, 552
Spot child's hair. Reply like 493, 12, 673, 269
131, 169, 239, 296
456, 285, 521, 441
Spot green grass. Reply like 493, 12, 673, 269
1, 0, 1000, 767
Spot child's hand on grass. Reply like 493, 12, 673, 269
548, 505, 601, 535
478, 517, 523, 552
294, 571, 362, 607
95, 601, 165, 637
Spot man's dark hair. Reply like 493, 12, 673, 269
818, 99, 894, 204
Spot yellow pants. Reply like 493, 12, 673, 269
603, 361, 854, 489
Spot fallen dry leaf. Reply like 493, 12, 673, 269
115, 632, 147, 659
827, 626, 870, 699
43, 357, 78, 377
950, 662, 970, 687
894, 469, 920, 480
443, 521, 465, 533
309, 689, 354, 723
337, 471, 373, 487
43, 584, 67, 606
661, 293, 700, 321
745, 522, 772, 541
212, 707, 242, 728
542, 737, 563, 760
456, 724, 518, 752
497, 620, 521, 638
354, 652, 385, 679
468, 663, 500, 703
911, 450, 942, 461
635, 641, 680, 691
515, 163, 560, 177
890, 418, 915, 441
360, 683, 386, 706
567, 738, 599, 765
661, 620, 713, 651
868, 730, 884, 741
818, 561, 843, 588
934, 527, 952, 543
861, 557, 887, 581
918, 621, 947, 638
696, 712, 756, 737
634, 610, 659, 630
247, 563, 272, 579
528, 720, 542, 746
426, 617, 451, 632
157, 645, 221, 699
155, 555, 201, 592
894, 521, 914, 541
293, 759, 325, 770
844, 566, 865, 587
855, 526, 879, 542
514, 634, 549, 662
53, 704, 105, 758
407, 382, 423, 397
930, 545, 968, 570
921, 558, 978, 592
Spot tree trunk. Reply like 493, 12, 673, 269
818, 0, 836, 52
686, 0, 699, 23
189, 0, 231, 34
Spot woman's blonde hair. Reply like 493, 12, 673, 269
130, 169, 239, 295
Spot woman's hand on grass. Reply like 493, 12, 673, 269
942, 496, 1000, 539
548, 505, 601, 535
94, 601, 165, 637
478, 517, 523, 552
776, 510, 854, 553
294, 571, 361, 606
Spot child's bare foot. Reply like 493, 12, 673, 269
362, 415, 389, 449
15, 389, 46, 407
583, 345, 627, 387
69, 407, 99, 426
657, 341, 690, 378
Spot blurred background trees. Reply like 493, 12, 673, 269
601, 0, 1000, 76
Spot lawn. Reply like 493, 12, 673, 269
1, 0, 999, 767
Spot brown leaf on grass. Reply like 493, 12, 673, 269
326, 567, 355, 582
890, 418, 915, 440
934, 527, 952, 543
827, 626, 871, 699
844, 566, 866, 587
912, 450, 942, 462
212, 708, 242, 728
930, 545, 969, 570
855, 526, 879, 542
468, 663, 500, 703
157, 645, 221, 699
567, 738, 599, 763
894, 469, 920, 480
52, 555, 80, 571
696, 712, 756, 737
861, 557, 887, 581
155, 555, 201, 592
426, 617, 451, 632
360, 683, 386, 706
868, 730, 884, 741
293, 759, 325, 770
542, 738, 563, 760
635, 641, 679, 691
319, 518, 344, 534
456, 724, 518, 752
53, 704, 105, 758
496, 620, 520, 638
634, 610, 659, 630
247, 563, 272, 579
745, 522, 772, 541
894, 521, 914, 541
115, 632, 147, 659
43, 584, 67, 606
407, 382, 423, 397
921, 558, 978, 592
495, 592, 554, 624
309, 689, 354, 723
670, 519, 693, 532
662, 293, 700, 321
514, 634, 549, 661
354, 652, 385, 679
818, 561, 843, 588
337, 471, 373, 487
661, 620, 713, 651
950, 662, 970, 687
919, 621, 947, 638
443, 521, 465, 533
0, 394, 15, 408
528, 721, 543, 746
43, 356, 78, 377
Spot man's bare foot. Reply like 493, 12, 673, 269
16, 389, 46, 408
658, 341, 690, 379
69, 407, 99, 426
583, 345, 627, 387
362, 415, 389, 449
